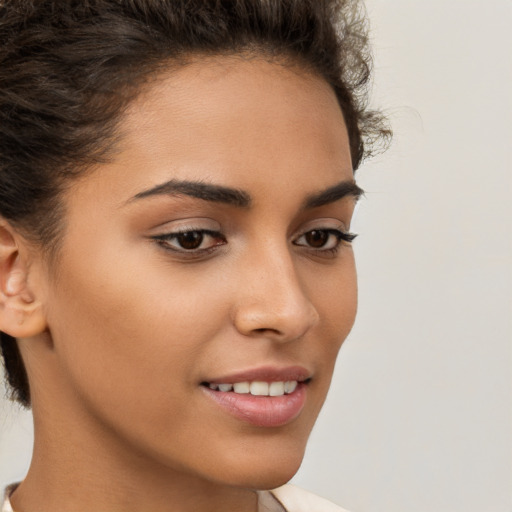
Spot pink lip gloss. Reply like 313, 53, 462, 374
202, 382, 307, 427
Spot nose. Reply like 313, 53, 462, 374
232, 249, 319, 342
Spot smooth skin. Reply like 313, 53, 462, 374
0, 57, 359, 512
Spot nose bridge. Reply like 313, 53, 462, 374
233, 241, 319, 341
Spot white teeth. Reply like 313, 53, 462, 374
269, 381, 285, 396
233, 382, 250, 394
284, 381, 298, 394
208, 380, 299, 396
250, 381, 269, 396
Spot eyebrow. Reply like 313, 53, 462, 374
128, 178, 363, 209
129, 179, 251, 207
302, 180, 364, 209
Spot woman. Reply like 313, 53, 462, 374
0, 1, 389, 511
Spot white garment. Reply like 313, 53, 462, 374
1, 484, 14, 512
3, 482, 350, 512
261, 484, 351, 512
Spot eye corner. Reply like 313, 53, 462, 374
341, 231, 358, 243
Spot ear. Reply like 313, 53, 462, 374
0, 220, 47, 338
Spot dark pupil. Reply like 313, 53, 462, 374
305, 230, 328, 248
177, 231, 203, 250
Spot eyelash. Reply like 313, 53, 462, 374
293, 229, 357, 256
152, 229, 226, 256
151, 228, 357, 258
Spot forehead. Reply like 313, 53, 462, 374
69, 56, 352, 208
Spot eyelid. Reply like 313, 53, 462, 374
291, 217, 357, 256
146, 218, 227, 259
293, 228, 357, 245
293, 217, 350, 236
151, 229, 227, 258
147, 217, 222, 235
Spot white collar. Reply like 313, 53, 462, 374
1, 483, 17, 512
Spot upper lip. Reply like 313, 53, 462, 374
203, 365, 312, 385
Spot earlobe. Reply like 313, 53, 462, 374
0, 221, 47, 338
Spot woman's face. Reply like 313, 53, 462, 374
33, 57, 359, 489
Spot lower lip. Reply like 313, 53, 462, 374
202, 383, 307, 427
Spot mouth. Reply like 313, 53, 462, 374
201, 380, 302, 397
200, 367, 311, 427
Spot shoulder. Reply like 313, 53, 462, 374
268, 484, 352, 512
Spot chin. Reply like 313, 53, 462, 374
221, 464, 303, 491
208, 441, 307, 491
244, 466, 301, 491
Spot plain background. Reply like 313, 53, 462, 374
1, 1, 511, 511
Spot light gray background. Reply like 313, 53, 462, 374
1, 1, 511, 511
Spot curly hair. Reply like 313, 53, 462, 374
0, 0, 390, 407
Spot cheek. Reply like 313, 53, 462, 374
308, 250, 357, 330
44, 266, 230, 471
44, 243, 224, 418
307, 252, 357, 372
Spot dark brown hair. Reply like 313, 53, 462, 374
0, 0, 390, 407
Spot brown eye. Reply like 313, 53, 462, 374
152, 229, 226, 254
304, 230, 329, 248
293, 228, 356, 253
176, 231, 204, 250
